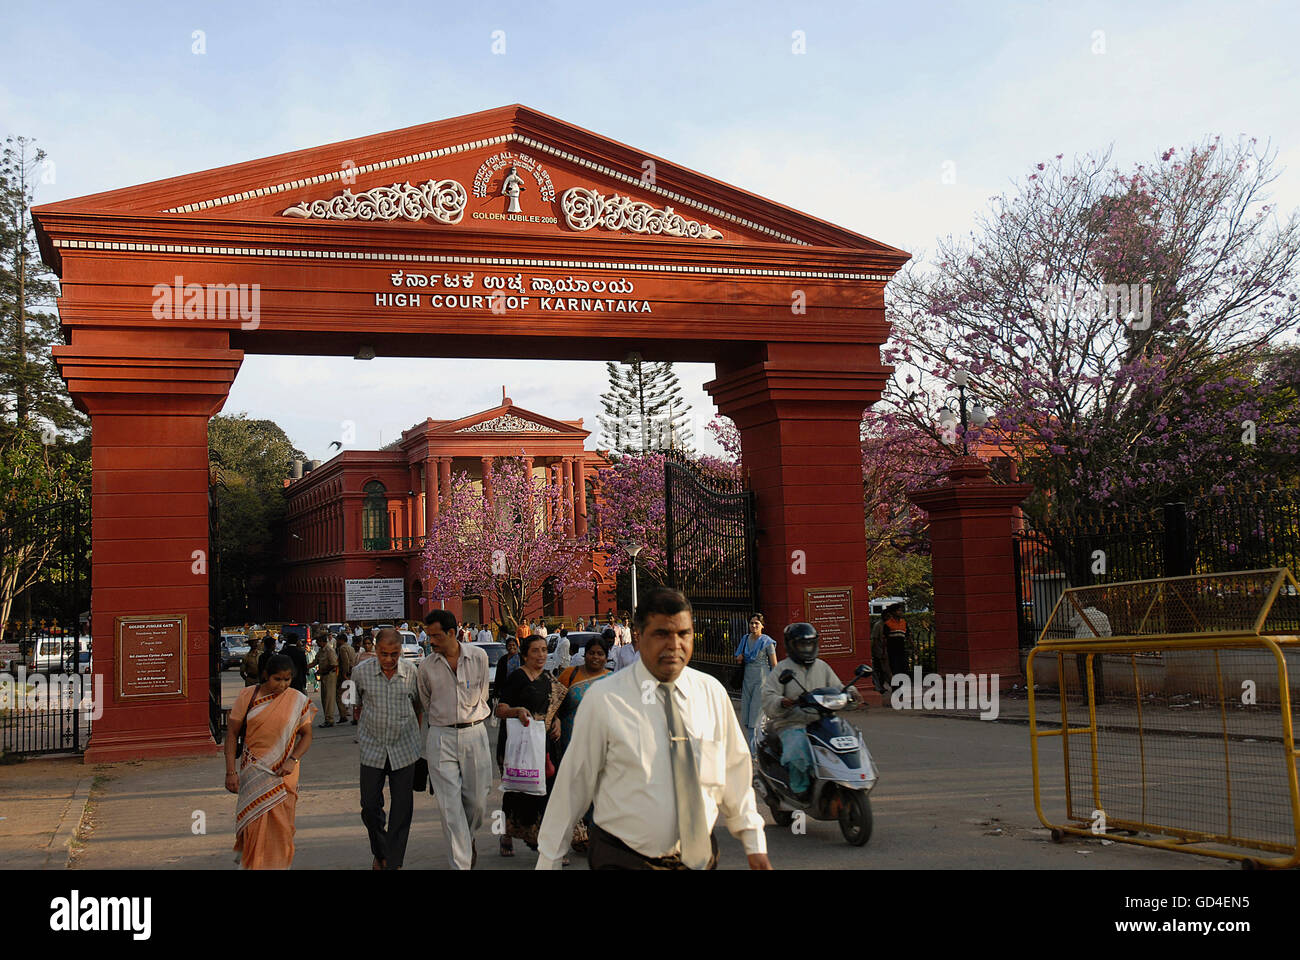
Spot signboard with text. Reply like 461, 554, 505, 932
345, 579, 405, 621
805, 587, 855, 657
116, 615, 187, 700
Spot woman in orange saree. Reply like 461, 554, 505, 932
224, 654, 315, 869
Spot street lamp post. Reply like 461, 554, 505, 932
622, 540, 644, 612
937, 370, 990, 456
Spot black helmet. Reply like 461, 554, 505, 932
784, 622, 819, 666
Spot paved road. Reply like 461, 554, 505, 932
50, 669, 1231, 869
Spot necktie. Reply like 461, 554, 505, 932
660, 682, 712, 870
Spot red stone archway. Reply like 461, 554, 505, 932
33, 104, 909, 761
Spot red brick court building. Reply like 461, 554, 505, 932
278, 396, 612, 626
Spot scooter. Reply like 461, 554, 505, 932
752, 664, 878, 846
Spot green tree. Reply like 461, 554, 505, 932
0, 425, 89, 628
208, 414, 305, 625
0, 136, 84, 437
597, 355, 694, 454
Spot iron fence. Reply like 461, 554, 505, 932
1, 494, 92, 756
1014, 485, 1300, 648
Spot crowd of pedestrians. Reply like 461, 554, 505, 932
222, 592, 776, 871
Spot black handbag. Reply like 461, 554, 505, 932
412, 757, 429, 793
728, 663, 745, 691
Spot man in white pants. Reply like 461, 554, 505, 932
417, 610, 492, 870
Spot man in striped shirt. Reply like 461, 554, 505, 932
353, 628, 423, 870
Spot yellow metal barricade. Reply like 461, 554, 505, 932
1028, 568, 1300, 868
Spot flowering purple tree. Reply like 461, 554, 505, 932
592, 451, 668, 584
882, 137, 1300, 526
417, 457, 593, 626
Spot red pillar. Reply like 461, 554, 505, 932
907, 456, 1032, 685
481, 457, 493, 503
543, 461, 555, 530
706, 343, 886, 678
438, 458, 452, 510
424, 458, 438, 529
561, 459, 575, 537
408, 463, 421, 540
574, 459, 588, 537
54, 331, 242, 762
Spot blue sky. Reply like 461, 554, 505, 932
4, 0, 1298, 458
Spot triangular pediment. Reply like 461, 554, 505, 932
32, 105, 908, 256
428, 402, 586, 437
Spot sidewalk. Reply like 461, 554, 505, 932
0, 755, 93, 869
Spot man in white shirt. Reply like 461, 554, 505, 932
536, 588, 771, 870
416, 610, 492, 870
610, 627, 639, 671
553, 628, 571, 675
476, 624, 493, 644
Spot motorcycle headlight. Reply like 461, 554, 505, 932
812, 693, 849, 709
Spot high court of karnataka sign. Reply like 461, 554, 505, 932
33, 105, 911, 761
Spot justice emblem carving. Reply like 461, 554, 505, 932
560, 187, 723, 240
283, 179, 467, 224
501, 165, 526, 214
456, 415, 561, 434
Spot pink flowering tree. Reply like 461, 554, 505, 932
592, 451, 668, 584
882, 137, 1300, 529
417, 457, 593, 626
591, 428, 746, 589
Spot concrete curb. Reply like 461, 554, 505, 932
46, 775, 92, 869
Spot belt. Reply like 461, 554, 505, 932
437, 718, 485, 729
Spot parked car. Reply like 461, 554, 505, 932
27, 638, 72, 674
399, 630, 422, 660
65, 649, 93, 676
545, 632, 604, 673
279, 622, 311, 651
476, 642, 509, 699
220, 634, 250, 670
869, 596, 909, 617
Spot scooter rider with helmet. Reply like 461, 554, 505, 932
760, 623, 860, 800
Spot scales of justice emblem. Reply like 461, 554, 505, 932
500, 164, 526, 214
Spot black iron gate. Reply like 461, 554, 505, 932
663, 453, 759, 673
0, 493, 92, 756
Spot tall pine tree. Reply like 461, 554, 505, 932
0, 136, 84, 439
597, 356, 694, 454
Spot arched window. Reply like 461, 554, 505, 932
363, 481, 389, 550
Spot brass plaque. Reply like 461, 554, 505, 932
116, 615, 187, 700
805, 587, 854, 656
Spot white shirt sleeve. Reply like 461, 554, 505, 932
715, 683, 768, 855
536, 686, 605, 869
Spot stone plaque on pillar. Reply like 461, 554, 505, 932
116, 615, 187, 700
805, 587, 854, 656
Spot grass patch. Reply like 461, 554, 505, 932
67, 769, 114, 868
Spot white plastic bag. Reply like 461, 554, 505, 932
501, 717, 547, 796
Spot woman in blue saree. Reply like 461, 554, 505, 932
735, 613, 777, 751
556, 634, 612, 752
